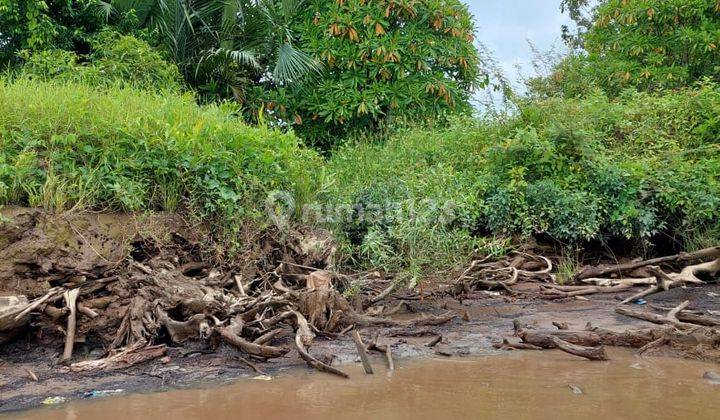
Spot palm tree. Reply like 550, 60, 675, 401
100, 0, 320, 100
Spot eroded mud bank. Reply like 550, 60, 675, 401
1, 208, 718, 412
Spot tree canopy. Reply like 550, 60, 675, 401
245, 0, 483, 147
550, 0, 720, 97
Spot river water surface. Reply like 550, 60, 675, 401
8, 348, 719, 420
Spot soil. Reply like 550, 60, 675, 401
0, 208, 718, 413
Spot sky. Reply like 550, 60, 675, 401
466, 0, 573, 92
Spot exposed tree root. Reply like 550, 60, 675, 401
70, 341, 166, 372
574, 247, 720, 280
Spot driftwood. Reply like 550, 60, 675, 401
0, 295, 30, 345
619, 261, 720, 304
426, 335, 442, 347
218, 326, 289, 359
615, 301, 699, 330
366, 338, 395, 371
289, 311, 349, 378
548, 336, 609, 361
574, 246, 720, 280
61, 288, 80, 363
493, 338, 543, 351
517, 328, 602, 348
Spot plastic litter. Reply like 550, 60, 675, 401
84, 389, 125, 398
633, 298, 647, 305
567, 384, 583, 395
251, 375, 272, 381
703, 371, 720, 385
42, 396, 67, 405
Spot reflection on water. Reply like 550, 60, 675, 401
9, 349, 719, 420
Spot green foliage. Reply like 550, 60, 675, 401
103, 0, 321, 102
322, 119, 500, 272
323, 84, 720, 271
555, 0, 720, 97
585, 0, 720, 94
0, 79, 321, 242
0, 0, 106, 65
247, 0, 483, 148
18, 32, 183, 91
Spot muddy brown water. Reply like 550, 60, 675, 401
6, 349, 719, 420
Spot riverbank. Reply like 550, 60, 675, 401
1, 207, 718, 413
2, 280, 718, 412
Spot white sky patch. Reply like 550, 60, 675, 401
466, 0, 573, 94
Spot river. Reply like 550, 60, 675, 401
6, 348, 718, 420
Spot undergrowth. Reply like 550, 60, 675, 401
0, 78, 718, 272
323, 84, 720, 273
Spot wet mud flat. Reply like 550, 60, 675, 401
5, 348, 720, 420
2, 284, 719, 413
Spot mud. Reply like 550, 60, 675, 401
3, 284, 719, 413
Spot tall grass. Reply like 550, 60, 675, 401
0, 79, 321, 240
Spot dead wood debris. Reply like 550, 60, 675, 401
453, 252, 553, 296
495, 300, 720, 363
451, 246, 719, 305
2, 228, 456, 378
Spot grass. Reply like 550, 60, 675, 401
0, 79, 321, 244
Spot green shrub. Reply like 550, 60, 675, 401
0, 79, 320, 243
18, 32, 183, 92
323, 84, 720, 271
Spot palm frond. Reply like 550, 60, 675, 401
273, 42, 321, 83
93, 1, 114, 21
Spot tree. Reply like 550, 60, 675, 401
560, 0, 720, 95
246, 0, 484, 148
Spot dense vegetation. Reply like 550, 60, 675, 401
325, 84, 720, 271
1, 0, 718, 275
0, 79, 320, 244
548, 0, 720, 97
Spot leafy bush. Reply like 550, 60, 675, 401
0, 79, 320, 242
0, 0, 106, 65
18, 32, 183, 92
323, 84, 720, 271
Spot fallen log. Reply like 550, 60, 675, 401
615, 301, 699, 330
351, 330, 374, 374
517, 328, 602, 348
541, 283, 634, 299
